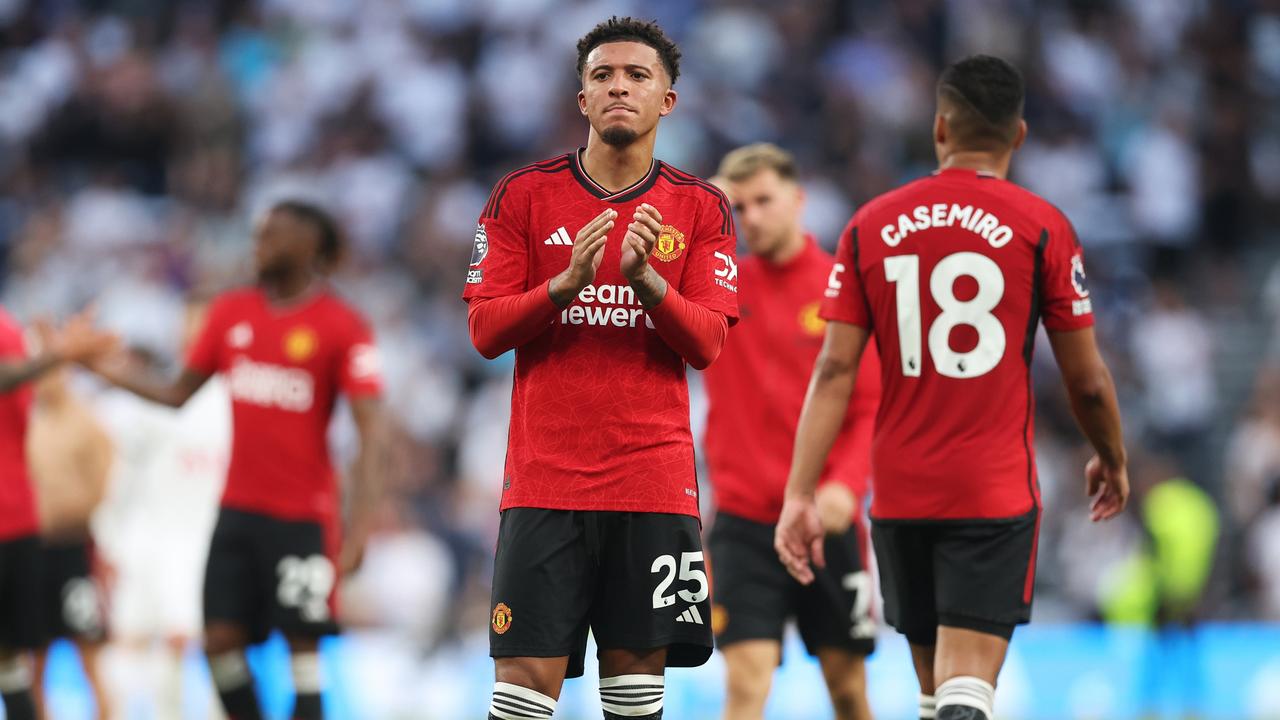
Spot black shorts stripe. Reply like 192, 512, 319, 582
482, 155, 572, 219
657, 165, 734, 235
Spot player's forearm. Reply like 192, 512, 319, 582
645, 287, 727, 370
1065, 366, 1127, 468
346, 418, 387, 551
467, 282, 562, 358
97, 366, 187, 408
0, 354, 62, 393
787, 353, 858, 498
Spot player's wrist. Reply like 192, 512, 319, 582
548, 271, 586, 308
628, 266, 667, 307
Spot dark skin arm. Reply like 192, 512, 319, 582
1047, 326, 1129, 521
91, 361, 209, 409
338, 395, 389, 575
2, 310, 118, 393
0, 355, 63, 394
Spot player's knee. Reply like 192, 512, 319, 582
724, 659, 771, 707
493, 658, 563, 700
600, 674, 663, 719
488, 681, 556, 720
203, 623, 249, 657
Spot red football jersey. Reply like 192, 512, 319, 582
463, 150, 739, 517
186, 287, 383, 523
822, 168, 1094, 520
702, 236, 881, 525
0, 307, 38, 541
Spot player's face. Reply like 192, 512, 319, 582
728, 169, 804, 257
254, 209, 319, 279
578, 42, 676, 147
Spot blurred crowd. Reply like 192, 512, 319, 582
0, 0, 1278, 665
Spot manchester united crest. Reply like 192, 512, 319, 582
283, 326, 318, 362
491, 602, 513, 635
652, 224, 686, 262
798, 301, 826, 337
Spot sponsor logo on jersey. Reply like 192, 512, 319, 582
798, 301, 826, 337
467, 223, 488, 285
652, 224, 686, 262
227, 322, 253, 349
228, 356, 315, 412
491, 602, 512, 634
675, 606, 705, 625
283, 326, 318, 362
1070, 254, 1089, 297
560, 283, 654, 329
713, 251, 738, 293
348, 343, 382, 382
544, 226, 572, 246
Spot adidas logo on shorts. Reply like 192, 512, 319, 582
675, 606, 704, 625
544, 226, 572, 246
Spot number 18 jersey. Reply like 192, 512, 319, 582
821, 168, 1093, 520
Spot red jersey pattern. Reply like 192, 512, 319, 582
463, 151, 739, 518
0, 307, 37, 541
702, 237, 881, 525
186, 288, 383, 523
822, 168, 1093, 520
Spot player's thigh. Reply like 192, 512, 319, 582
0, 535, 42, 652
40, 541, 106, 645
706, 513, 791, 649
591, 512, 712, 670
489, 508, 595, 680
720, 639, 780, 708
203, 510, 269, 643
260, 514, 339, 641
933, 509, 1039, 640
870, 520, 939, 646
796, 526, 877, 658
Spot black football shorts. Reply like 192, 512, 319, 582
872, 508, 1040, 645
489, 508, 714, 679
39, 539, 106, 643
708, 512, 876, 657
204, 508, 339, 643
0, 534, 41, 649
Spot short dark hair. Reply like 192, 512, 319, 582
576, 16, 681, 85
272, 200, 343, 269
937, 55, 1024, 150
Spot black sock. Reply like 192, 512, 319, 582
292, 691, 323, 719
2, 690, 36, 720
604, 712, 661, 719
217, 682, 264, 720
937, 707, 988, 720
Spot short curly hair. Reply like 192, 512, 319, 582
576, 16, 681, 85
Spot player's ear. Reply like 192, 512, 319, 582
1012, 119, 1028, 150
659, 87, 677, 117
578, 88, 588, 116
933, 113, 947, 146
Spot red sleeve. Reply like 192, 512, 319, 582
819, 219, 872, 328
677, 188, 739, 324
646, 288, 728, 370
462, 174, 530, 300
340, 317, 383, 398
467, 280, 561, 359
184, 297, 228, 375
1040, 211, 1095, 332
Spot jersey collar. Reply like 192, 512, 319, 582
570, 148, 660, 203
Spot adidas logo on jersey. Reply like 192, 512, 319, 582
544, 227, 572, 246
675, 606, 704, 625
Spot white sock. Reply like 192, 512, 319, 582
0, 656, 32, 693
599, 673, 664, 717
920, 692, 937, 719
291, 652, 323, 694
489, 681, 556, 719
936, 676, 995, 717
207, 651, 251, 691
